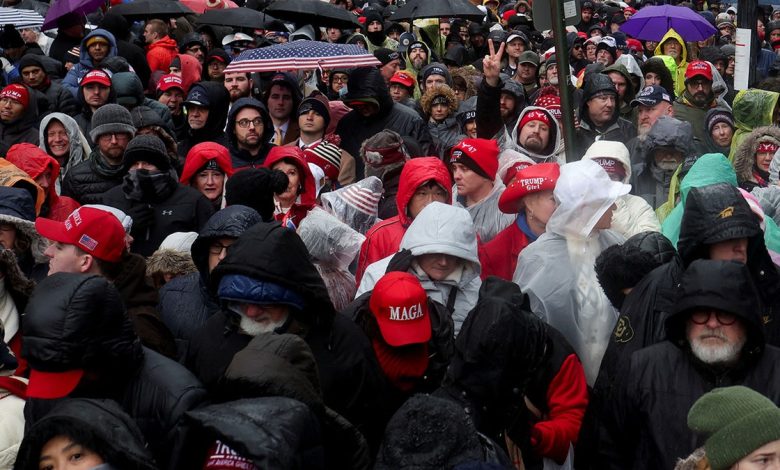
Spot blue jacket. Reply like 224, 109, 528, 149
62, 29, 118, 97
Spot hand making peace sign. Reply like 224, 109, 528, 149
483, 38, 506, 88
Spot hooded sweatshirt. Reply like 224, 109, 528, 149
178, 81, 230, 158
226, 97, 274, 169
147, 35, 179, 74
38, 113, 91, 183
358, 202, 482, 335
62, 29, 118, 97
653, 29, 688, 96
514, 160, 628, 385
503, 106, 564, 164
355, 157, 452, 286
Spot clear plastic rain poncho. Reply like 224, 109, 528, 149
321, 176, 384, 235
297, 207, 365, 311
513, 159, 629, 385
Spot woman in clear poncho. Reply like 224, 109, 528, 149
513, 159, 630, 385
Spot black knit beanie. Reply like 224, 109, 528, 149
123, 135, 171, 172
225, 168, 289, 222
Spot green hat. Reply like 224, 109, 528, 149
688, 386, 780, 470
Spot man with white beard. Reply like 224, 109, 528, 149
597, 259, 780, 469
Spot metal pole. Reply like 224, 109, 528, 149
736, 0, 758, 88
549, 0, 578, 162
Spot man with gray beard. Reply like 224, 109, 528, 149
596, 259, 780, 470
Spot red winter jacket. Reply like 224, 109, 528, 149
478, 221, 530, 281
355, 157, 452, 286
147, 36, 179, 74
6, 143, 80, 221
263, 146, 316, 229
180, 142, 235, 185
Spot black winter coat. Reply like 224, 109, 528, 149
187, 222, 386, 440
21, 273, 207, 470
61, 149, 125, 205
336, 67, 432, 179
41, 80, 78, 116
158, 205, 262, 361
101, 178, 215, 257
574, 74, 636, 158
177, 81, 230, 159
0, 86, 39, 156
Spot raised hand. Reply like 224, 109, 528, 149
483, 38, 505, 88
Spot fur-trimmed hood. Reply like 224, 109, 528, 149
733, 125, 780, 185
420, 84, 458, 118
146, 249, 197, 278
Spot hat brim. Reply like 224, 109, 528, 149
498, 180, 555, 214
35, 217, 72, 245
27, 369, 84, 399
375, 314, 432, 347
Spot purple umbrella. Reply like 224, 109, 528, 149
43, 0, 105, 30
620, 5, 718, 42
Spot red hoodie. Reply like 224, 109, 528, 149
355, 157, 452, 285
6, 143, 79, 221
147, 36, 179, 74
263, 146, 316, 229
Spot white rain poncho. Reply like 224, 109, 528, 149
513, 159, 629, 385
452, 179, 515, 243
321, 176, 383, 235
298, 207, 365, 311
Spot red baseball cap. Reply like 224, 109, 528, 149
389, 71, 415, 89
26, 368, 84, 399
369, 272, 431, 347
157, 74, 184, 93
80, 69, 112, 87
498, 162, 560, 214
685, 60, 713, 82
35, 207, 126, 262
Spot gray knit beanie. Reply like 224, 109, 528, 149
122, 135, 171, 171
90, 103, 136, 142
688, 386, 780, 470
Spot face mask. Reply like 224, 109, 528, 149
122, 169, 176, 202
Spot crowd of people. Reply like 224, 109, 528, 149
1, 0, 780, 468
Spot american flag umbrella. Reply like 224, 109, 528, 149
0, 7, 44, 30
224, 40, 381, 74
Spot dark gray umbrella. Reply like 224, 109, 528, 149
197, 7, 278, 29
263, 0, 359, 29
110, 0, 195, 20
390, 0, 485, 22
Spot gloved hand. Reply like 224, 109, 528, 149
386, 249, 415, 273
126, 204, 154, 237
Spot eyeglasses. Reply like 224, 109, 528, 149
209, 242, 232, 255
690, 310, 738, 326
332, 75, 348, 83
99, 132, 130, 141
237, 117, 263, 128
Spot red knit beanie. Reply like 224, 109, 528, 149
0, 83, 29, 108
449, 138, 499, 180
519, 109, 552, 129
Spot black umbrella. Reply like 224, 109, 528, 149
263, 0, 359, 29
110, 0, 195, 20
390, 0, 485, 22
197, 7, 278, 30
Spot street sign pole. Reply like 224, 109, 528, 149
550, 0, 578, 162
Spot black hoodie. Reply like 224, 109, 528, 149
225, 97, 275, 169
178, 81, 230, 159
336, 67, 432, 178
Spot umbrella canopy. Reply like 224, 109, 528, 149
620, 4, 718, 42
197, 7, 277, 29
263, 0, 359, 29
180, 0, 238, 14
224, 40, 380, 73
44, 0, 103, 30
389, 0, 485, 22
0, 7, 44, 30
109, 0, 195, 20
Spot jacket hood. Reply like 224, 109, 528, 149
22, 273, 142, 374
678, 182, 764, 267
665, 259, 765, 359
178, 53, 202, 94
603, 62, 636, 104
6, 143, 61, 207
180, 141, 235, 185
14, 399, 157, 470
642, 56, 678, 99
211, 221, 337, 327
226, 97, 272, 151
396, 157, 452, 227
187, 81, 230, 138
644, 115, 695, 161
546, 159, 631, 238
420, 84, 458, 117
653, 28, 688, 64
443, 43, 467, 67
580, 73, 619, 129
402, 40, 431, 69
400, 201, 480, 274
112, 71, 144, 107
38, 113, 89, 171
0, 159, 45, 216
734, 126, 780, 185
582, 140, 632, 183
78, 29, 118, 67
191, 205, 262, 280
342, 67, 394, 116
507, 106, 561, 161
263, 146, 317, 210
730, 90, 780, 162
